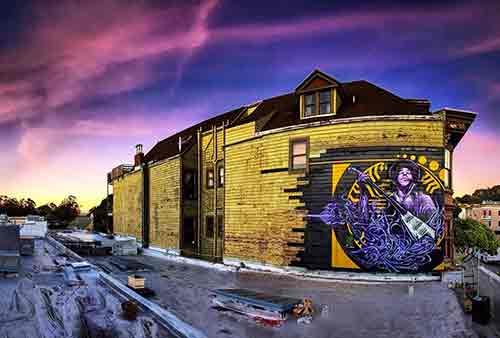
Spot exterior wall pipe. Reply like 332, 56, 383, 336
197, 127, 202, 256
142, 162, 150, 248
213, 124, 218, 261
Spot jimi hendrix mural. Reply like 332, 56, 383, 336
310, 148, 446, 273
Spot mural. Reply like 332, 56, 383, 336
298, 148, 447, 272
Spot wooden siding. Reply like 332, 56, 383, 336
224, 119, 445, 267
112, 170, 143, 240
200, 127, 225, 259
225, 122, 255, 145
148, 157, 181, 249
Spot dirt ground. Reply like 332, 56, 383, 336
87, 253, 478, 338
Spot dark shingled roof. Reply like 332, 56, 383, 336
145, 79, 430, 163
145, 107, 243, 163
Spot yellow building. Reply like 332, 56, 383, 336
109, 70, 475, 273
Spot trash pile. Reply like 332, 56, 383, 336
293, 298, 315, 325
212, 288, 324, 328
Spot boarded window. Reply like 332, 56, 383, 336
218, 166, 224, 187
206, 216, 214, 238
290, 138, 308, 171
206, 168, 214, 188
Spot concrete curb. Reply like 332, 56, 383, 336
144, 248, 440, 283
47, 237, 206, 338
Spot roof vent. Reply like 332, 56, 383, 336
352, 95, 356, 104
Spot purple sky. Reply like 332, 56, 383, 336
1, 0, 499, 211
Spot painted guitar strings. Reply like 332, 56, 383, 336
320, 197, 444, 272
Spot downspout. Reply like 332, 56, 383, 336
142, 163, 150, 248
197, 127, 202, 256
221, 121, 226, 261
213, 125, 218, 261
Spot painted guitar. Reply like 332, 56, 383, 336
348, 167, 436, 241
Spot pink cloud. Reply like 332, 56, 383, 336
460, 36, 500, 57
213, 5, 477, 43
453, 130, 500, 196
0, 0, 219, 125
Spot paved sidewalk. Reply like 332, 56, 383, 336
87, 253, 477, 338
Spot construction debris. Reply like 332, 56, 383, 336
128, 274, 146, 289
212, 288, 301, 323
292, 298, 314, 317
122, 300, 139, 320
19, 236, 35, 256
297, 315, 313, 325
52, 230, 138, 256
0, 224, 20, 273
63, 266, 84, 286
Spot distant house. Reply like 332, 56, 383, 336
462, 201, 500, 239
108, 69, 475, 273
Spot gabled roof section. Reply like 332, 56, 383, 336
145, 107, 243, 163
141, 70, 435, 163
259, 80, 431, 131
295, 69, 341, 94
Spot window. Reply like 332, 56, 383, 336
489, 210, 492, 216
301, 89, 334, 118
183, 170, 197, 200
218, 166, 224, 187
319, 90, 331, 114
289, 138, 308, 172
444, 149, 451, 169
206, 216, 214, 238
206, 168, 214, 189
304, 94, 316, 117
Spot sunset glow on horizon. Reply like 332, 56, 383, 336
1, 0, 499, 212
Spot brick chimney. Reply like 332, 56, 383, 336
134, 144, 144, 167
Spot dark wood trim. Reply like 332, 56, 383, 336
261, 167, 289, 174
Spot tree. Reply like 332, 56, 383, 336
89, 195, 113, 233
454, 218, 500, 255
52, 195, 80, 227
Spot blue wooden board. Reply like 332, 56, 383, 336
213, 288, 300, 312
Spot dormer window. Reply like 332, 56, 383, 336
301, 89, 335, 118
319, 90, 331, 114
304, 94, 316, 117
296, 69, 342, 120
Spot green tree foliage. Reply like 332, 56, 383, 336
89, 195, 113, 233
454, 218, 500, 255
0, 196, 37, 216
456, 185, 500, 204
0, 195, 80, 228
52, 195, 80, 228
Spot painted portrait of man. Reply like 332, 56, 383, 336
356, 160, 438, 237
